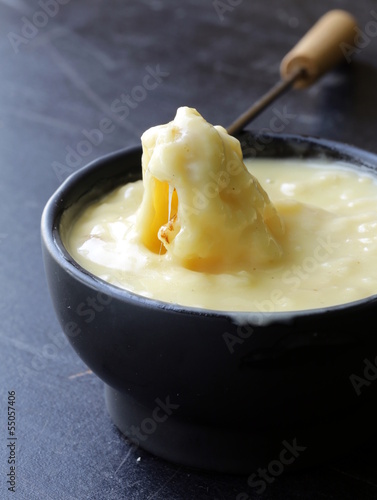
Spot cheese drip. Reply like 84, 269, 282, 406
136, 107, 284, 271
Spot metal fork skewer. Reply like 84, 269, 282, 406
226, 68, 306, 136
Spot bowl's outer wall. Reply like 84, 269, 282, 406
41, 134, 377, 470
43, 239, 377, 421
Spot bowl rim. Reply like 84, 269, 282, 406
41, 132, 377, 322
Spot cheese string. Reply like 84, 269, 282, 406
168, 184, 174, 223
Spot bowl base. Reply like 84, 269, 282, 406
105, 384, 377, 475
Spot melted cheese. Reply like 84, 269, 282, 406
61, 109, 377, 312
137, 107, 284, 271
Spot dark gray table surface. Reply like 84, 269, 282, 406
1, 1, 377, 499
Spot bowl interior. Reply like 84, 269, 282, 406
48, 131, 377, 318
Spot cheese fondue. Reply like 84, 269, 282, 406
61, 108, 377, 312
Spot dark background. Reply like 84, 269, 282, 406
1, 1, 377, 499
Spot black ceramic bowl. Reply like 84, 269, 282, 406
41, 132, 377, 474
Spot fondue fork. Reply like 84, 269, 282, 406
227, 10, 357, 136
